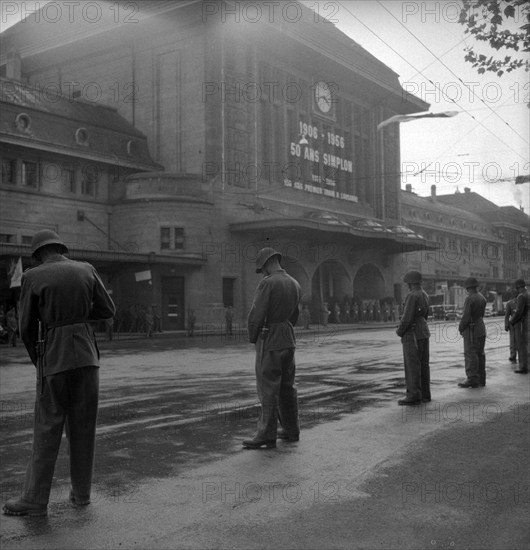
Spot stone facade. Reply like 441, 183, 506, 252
400, 185, 530, 307
3, 0, 476, 330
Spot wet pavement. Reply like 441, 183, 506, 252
0, 318, 528, 549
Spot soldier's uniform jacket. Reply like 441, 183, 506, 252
20, 256, 116, 376
396, 288, 430, 339
505, 298, 517, 330
247, 268, 301, 351
458, 292, 486, 337
510, 289, 529, 326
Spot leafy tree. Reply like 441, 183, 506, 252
459, 0, 530, 76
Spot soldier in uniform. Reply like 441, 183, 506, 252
509, 279, 529, 374
396, 270, 431, 405
458, 277, 487, 388
244, 247, 301, 449
504, 291, 518, 363
3, 230, 115, 517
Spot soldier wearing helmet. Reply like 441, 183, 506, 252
3, 230, 115, 517
243, 247, 301, 449
457, 277, 487, 388
509, 279, 529, 374
396, 270, 431, 406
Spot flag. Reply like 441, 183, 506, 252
377, 111, 459, 131
9, 256, 23, 288
134, 270, 152, 282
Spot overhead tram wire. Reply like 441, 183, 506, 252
375, 0, 529, 147
408, 93, 527, 178
335, 1, 529, 168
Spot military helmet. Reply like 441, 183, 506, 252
255, 247, 282, 273
463, 277, 479, 289
514, 278, 526, 288
30, 229, 68, 258
403, 270, 422, 284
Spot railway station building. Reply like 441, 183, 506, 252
6, 0, 515, 329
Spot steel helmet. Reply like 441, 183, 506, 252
255, 247, 282, 273
514, 278, 526, 288
464, 277, 479, 289
403, 270, 422, 284
30, 229, 68, 258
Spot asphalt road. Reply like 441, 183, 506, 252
1, 318, 528, 550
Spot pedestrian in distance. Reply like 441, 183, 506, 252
321, 302, 330, 326
457, 277, 487, 388
509, 279, 529, 374
243, 247, 301, 449
343, 301, 351, 323
105, 317, 114, 341
334, 302, 341, 324
225, 305, 233, 335
396, 270, 431, 406
187, 308, 196, 337
2, 230, 115, 517
504, 291, 518, 363
129, 304, 137, 333
152, 304, 162, 333
300, 304, 311, 329
6, 306, 18, 347
144, 305, 154, 338
352, 301, 359, 323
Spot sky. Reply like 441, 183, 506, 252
1, 0, 529, 212
307, 0, 529, 211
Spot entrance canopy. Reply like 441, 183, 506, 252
0, 243, 205, 275
230, 216, 436, 254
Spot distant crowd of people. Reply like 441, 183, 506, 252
298, 297, 397, 329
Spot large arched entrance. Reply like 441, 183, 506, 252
310, 260, 351, 323
353, 264, 385, 299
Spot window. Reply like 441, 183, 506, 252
161, 227, 170, 250
0, 234, 14, 243
174, 228, 184, 250
62, 165, 76, 193
160, 227, 185, 250
1, 158, 16, 184
81, 165, 99, 196
22, 161, 38, 187
22, 235, 33, 245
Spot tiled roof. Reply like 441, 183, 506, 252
401, 190, 486, 224
0, 77, 161, 170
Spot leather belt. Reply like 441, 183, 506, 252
46, 318, 88, 329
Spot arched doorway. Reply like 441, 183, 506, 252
311, 260, 351, 323
353, 264, 385, 299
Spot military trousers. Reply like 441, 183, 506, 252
508, 326, 517, 359
463, 333, 486, 385
254, 343, 299, 440
401, 333, 430, 401
514, 319, 529, 371
23, 366, 99, 505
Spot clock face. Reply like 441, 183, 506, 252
315, 81, 332, 114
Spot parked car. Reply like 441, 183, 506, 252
430, 305, 446, 320
430, 304, 459, 321
444, 305, 458, 320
